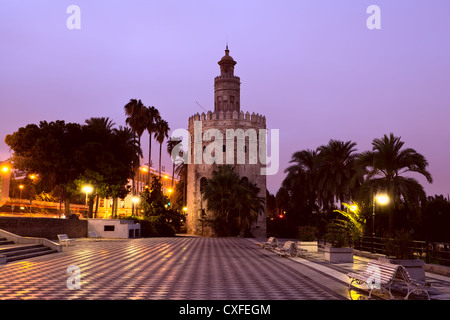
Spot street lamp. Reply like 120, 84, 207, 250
131, 196, 140, 216
82, 185, 93, 216
372, 193, 389, 237
19, 185, 24, 201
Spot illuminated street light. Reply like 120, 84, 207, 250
132, 196, 140, 204
1, 165, 9, 173
372, 193, 389, 237
375, 194, 389, 205
131, 196, 140, 216
19, 185, 24, 200
82, 185, 93, 216
182, 206, 188, 212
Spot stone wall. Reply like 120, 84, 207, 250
186, 115, 267, 237
0, 216, 87, 240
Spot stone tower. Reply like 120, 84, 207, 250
185, 47, 267, 237
214, 45, 241, 113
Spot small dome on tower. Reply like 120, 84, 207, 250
218, 44, 236, 65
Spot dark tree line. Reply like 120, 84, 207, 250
5, 118, 141, 216
274, 133, 436, 240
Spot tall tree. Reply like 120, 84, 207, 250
124, 99, 147, 145
166, 137, 182, 188
145, 106, 161, 185
5, 121, 84, 214
316, 139, 359, 209
283, 149, 320, 226
153, 118, 170, 177
357, 133, 432, 234
124, 99, 147, 200
201, 165, 264, 236
175, 161, 187, 208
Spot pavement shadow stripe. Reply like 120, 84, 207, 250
244, 240, 348, 300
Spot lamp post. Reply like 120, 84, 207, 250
372, 193, 389, 237
131, 196, 140, 216
82, 185, 93, 217
19, 185, 24, 201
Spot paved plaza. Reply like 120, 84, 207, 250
0, 236, 449, 300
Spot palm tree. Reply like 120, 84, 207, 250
357, 133, 432, 234
82, 117, 116, 217
234, 178, 265, 236
283, 149, 320, 225
112, 126, 142, 216
124, 99, 147, 145
175, 160, 187, 207
153, 118, 170, 178
201, 165, 263, 236
145, 106, 160, 186
124, 99, 147, 199
316, 139, 359, 209
85, 117, 115, 131
167, 137, 182, 188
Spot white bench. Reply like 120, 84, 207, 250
88, 231, 102, 242
260, 237, 278, 250
274, 241, 298, 258
57, 234, 75, 246
347, 259, 430, 300
396, 263, 431, 300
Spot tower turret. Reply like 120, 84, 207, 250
214, 45, 241, 113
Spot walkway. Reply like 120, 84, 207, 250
0, 237, 448, 300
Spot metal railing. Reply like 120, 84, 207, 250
318, 234, 450, 267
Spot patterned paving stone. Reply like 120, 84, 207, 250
0, 237, 348, 300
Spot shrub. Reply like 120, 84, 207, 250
384, 229, 415, 259
297, 226, 318, 241
325, 223, 349, 248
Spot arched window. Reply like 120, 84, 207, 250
240, 176, 249, 184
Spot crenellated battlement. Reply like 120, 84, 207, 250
188, 110, 266, 126
214, 75, 240, 82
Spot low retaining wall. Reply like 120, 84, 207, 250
0, 216, 87, 240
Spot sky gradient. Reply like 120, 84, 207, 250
1, 0, 449, 196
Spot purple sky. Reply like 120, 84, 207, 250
1, 0, 449, 196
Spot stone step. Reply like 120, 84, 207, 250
1, 245, 50, 258
0, 239, 15, 246
0, 244, 43, 254
0, 242, 58, 263
6, 248, 58, 262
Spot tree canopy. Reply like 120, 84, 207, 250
201, 165, 265, 236
5, 118, 141, 215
